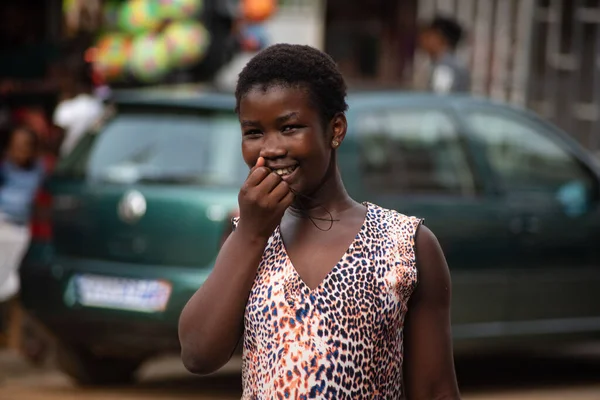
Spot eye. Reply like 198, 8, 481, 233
282, 125, 302, 133
243, 129, 262, 138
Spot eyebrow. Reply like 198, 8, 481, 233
240, 119, 258, 127
275, 112, 299, 124
240, 112, 299, 128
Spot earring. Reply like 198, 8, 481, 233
332, 139, 340, 148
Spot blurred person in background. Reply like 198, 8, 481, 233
418, 15, 471, 94
11, 107, 60, 174
52, 61, 104, 158
0, 125, 44, 308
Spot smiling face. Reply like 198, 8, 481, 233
238, 84, 346, 197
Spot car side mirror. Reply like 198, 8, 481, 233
555, 180, 594, 217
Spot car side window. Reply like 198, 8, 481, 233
466, 111, 594, 193
357, 108, 476, 196
466, 111, 598, 216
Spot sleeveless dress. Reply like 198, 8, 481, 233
233, 202, 423, 399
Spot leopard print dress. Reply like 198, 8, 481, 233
233, 202, 422, 399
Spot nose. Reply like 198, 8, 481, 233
259, 132, 287, 160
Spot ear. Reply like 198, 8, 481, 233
330, 113, 347, 149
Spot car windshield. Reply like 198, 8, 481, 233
62, 110, 247, 186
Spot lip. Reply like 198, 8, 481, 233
268, 165, 298, 183
266, 163, 298, 170
280, 166, 298, 183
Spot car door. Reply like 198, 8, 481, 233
343, 104, 514, 338
462, 106, 600, 331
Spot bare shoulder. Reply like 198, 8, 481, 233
415, 225, 442, 255
412, 225, 451, 303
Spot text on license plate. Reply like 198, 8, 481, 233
74, 274, 172, 313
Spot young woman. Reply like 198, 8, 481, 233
179, 44, 460, 399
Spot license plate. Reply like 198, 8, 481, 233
74, 274, 172, 313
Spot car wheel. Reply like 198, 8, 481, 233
56, 343, 144, 386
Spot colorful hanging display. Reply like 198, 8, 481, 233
164, 21, 211, 67
129, 34, 171, 82
88, 0, 278, 84
241, 0, 277, 23
103, 0, 121, 30
159, 0, 204, 20
118, 0, 162, 33
93, 33, 132, 80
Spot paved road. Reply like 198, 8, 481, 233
1, 349, 600, 399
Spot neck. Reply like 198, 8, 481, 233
8, 159, 34, 170
288, 165, 355, 219
432, 47, 451, 61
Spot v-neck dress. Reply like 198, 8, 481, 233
232, 202, 423, 399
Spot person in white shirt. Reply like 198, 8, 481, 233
418, 15, 471, 94
53, 66, 104, 157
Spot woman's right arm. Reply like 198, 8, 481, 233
178, 227, 269, 375
178, 157, 294, 375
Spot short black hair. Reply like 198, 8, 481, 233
426, 15, 465, 49
235, 43, 348, 125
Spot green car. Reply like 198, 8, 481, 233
20, 88, 600, 385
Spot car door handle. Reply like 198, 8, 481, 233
509, 217, 523, 234
509, 216, 540, 235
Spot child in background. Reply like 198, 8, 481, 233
0, 126, 45, 303
418, 15, 471, 94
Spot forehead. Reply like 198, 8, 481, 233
10, 130, 34, 144
238, 85, 318, 120
420, 27, 435, 37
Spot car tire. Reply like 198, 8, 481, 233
55, 343, 144, 386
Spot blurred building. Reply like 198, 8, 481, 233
324, 0, 418, 88
2, 0, 599, 152
215, 0, 326, 88
413, 0, 600, 152
321, 0, 600, 151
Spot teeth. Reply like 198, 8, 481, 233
274, 166, 296, 176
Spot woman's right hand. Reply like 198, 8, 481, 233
237, 157, 294, 239
181, 158, 291, 375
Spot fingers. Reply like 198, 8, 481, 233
247, 157, 265, 177
242, 156, 294, 211
245, 165, 271, 187
270, 180, 291, 202
245, 157, 270, 186
256, 172, 283, 193
263, 180, 293, 213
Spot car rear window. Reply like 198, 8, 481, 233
56, 108, 247, 186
